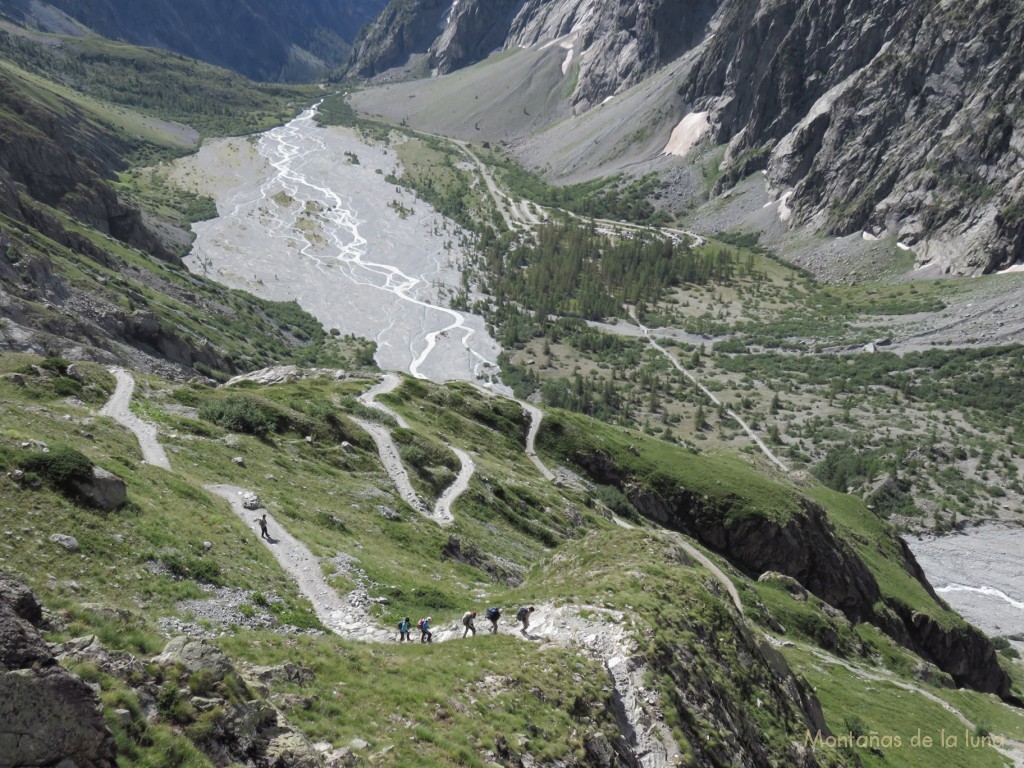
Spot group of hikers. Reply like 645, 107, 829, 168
252, 515, 541, 644
397, 606, 535, 643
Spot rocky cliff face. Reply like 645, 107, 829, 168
350, 0, 1022, 276
349, 0, 722, 109
680, 0, 1024, 276
0, 573, 117, 768
0, 71, 175, 264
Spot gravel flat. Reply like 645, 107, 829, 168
169, 106, 502, 385
908, 525, 1024, 637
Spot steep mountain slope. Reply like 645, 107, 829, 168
349, 0, 1023, 277
1, 12, 1023, 768
0, 0, 387, 81
2, 362, 1023, 767
0, 29, 368, 378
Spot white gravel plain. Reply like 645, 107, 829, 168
169, 105, 502, 386
908, 525, 1024, 638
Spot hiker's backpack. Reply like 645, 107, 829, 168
516, 607, 528, 622
486, 607, 500, 621
417, 618, 426, 630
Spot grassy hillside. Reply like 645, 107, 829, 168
0, 26, 315, 151
3, 357, 1024, 766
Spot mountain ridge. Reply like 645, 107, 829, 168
0, 0, 388, 82
348, 0, 1023, 277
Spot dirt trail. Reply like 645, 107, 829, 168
98, 367, 171, 470
521, 400, 555, 481
206, 484, 389, 641
433, 446, 471, 524
626, 311, 789, 473
354, 373, 465, 524
790, 639, 1024, 756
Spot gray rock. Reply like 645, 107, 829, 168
71, 466, 127, 510
0, 572, 116, 768
244, 662, 316, 688
50, 533, 80, 552
151, 636, 235, 679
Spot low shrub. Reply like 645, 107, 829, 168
18, 444, 93, 494
198, 395, 282, 437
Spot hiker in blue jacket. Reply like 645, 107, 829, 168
419, 616, 433, 643
397, 616, 412, 642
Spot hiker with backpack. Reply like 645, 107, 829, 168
418, 616, 433, 643
397, 616, 412, 642
516, 606, 535, 633
485, 607, 501, 634
462, 610, 477, 637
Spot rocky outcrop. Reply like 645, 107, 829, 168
0, 71, 177, 265
0, 572, 117, 768
348, 0, 452, 77
72, 466, 128, 510
440, 534, 525, 586
152, 635, 235, 678
652, 603, 834, 767
679, 0, 1024, 275
150, 635, 326, 767
881, 603, 1013, 699
565, 445, 1012, 697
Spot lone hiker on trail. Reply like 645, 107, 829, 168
257, 514, 270, 541
462, 610, 477, 638
397, 616, 412, 642
485, 607, 501, 634
516, 606, 535, 633
419, 616, 433, 643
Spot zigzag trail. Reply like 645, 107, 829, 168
98, 367, 687, 766
99, 367, 1020, 764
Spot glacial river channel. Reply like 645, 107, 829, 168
180, 102, 503, 386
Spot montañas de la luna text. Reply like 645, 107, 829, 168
805, 729, 1005, 751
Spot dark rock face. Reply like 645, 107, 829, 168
348, 0, 453, 77
887, 603, 1012, 699
0, 572, 117, 768
0, 72, 175, 265
680, 0, 1024, 275
440, 534, 525, 586
71, 466, 128, 510
568, 447, 1012, 697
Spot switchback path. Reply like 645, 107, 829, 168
207, 483, 389, 642
355, 372, 467, 525
99, 367, 171, 470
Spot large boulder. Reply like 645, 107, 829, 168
0, 572, 116, 768
151, 635, 234, 679
72, 466, 127, 510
